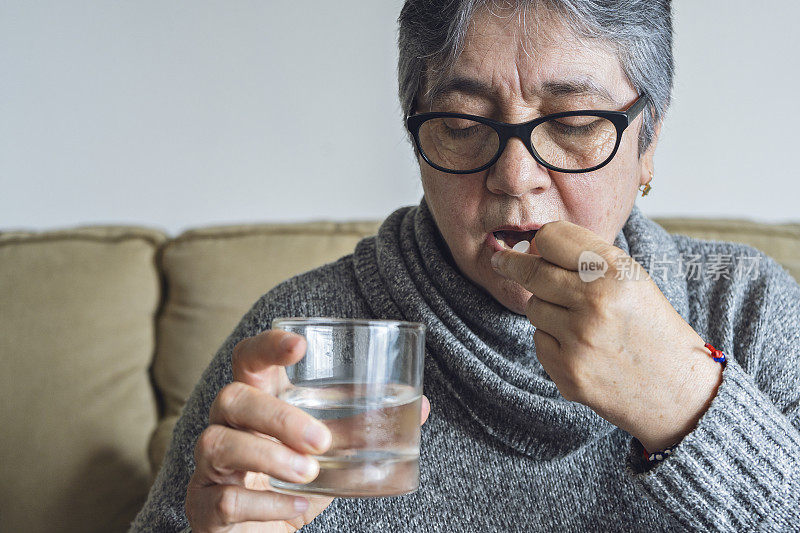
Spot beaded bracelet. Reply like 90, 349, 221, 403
641, 342, 727, 465
704, 342, 728, 368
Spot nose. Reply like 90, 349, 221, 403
485, 137, 552, 197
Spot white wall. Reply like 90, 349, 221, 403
654, 0, 800, 222
2, 1, 798, 235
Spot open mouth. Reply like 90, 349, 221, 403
492, 229, 537, 250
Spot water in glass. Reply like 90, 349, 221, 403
270, 382, 421, 497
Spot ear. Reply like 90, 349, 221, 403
639, 120, 663, 187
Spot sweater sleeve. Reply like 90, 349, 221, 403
624, 255, 800, 532
128, 296, 274, 532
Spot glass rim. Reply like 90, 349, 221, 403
271, 316, 426, 332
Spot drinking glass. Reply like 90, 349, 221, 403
268, 317, 425, 498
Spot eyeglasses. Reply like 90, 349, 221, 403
406, 94, 648, 174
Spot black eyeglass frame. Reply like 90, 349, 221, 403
405, 94, 649, 174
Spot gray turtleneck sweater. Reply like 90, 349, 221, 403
131, 201, 800, 532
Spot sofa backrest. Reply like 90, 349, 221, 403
2, 215, 799, 533
149, 220, 381, 473
654, 217, 800, 281
0, 227, 166, 533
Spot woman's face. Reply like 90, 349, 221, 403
417, 8, 659, 315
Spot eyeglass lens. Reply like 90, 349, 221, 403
417, 115, 618, 172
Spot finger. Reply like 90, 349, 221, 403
532, 327, 561, 382
186, 483, 310, 528
232, 330, 307, 392
525, 293, 571, 341
492, 252, 585, 308
533, 220, 620, 272
209, 382, 332, 455
533, 327, 583, 404
287, 392, 427, 453
194, 424, 322, 488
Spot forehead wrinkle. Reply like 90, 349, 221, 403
427, 5, 633, 111
464, 7, 543, 103
518, 8, 633, 105
454, 14, 524, 106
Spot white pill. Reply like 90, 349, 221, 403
512, 240, 530, 253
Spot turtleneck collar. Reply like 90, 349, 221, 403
352, 197, 689, 459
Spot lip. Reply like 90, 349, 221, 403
490, 224, 543, 233
486, 232, 507, 253
485, 231, 540, 253
486, 224, 544, 253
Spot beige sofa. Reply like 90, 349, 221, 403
2, 215, 800, 533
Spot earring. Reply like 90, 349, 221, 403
639, 170, 653, 197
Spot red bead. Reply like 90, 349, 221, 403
704, 342, 727, 367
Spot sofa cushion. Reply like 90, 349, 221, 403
150, 221, 381, 473
0, 227, 166, 533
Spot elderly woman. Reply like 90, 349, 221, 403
132, 1, 800, 531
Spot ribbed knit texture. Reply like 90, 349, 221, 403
131, 199, 800, 532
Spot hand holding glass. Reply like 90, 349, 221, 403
185, 322, 427, 530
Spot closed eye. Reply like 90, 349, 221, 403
549, 120, 599, 136
445, 125, 480, 139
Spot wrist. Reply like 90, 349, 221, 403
638, 348, 724, 454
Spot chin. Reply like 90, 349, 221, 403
458, 251, 531, 315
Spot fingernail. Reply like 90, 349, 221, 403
280, 333, 298, 351
294, 497, 309, 513
292, 454, 317, 478
491, 251, 503, 270
304, 421, 331, 450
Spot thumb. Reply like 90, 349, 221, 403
420, 395, 431, 425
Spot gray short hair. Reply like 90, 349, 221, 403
397, 0, 673, 155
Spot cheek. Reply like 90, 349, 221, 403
421, 167, 483, 227
420, 168, 488, 263
559, 141, 640, 241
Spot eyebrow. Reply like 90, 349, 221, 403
430, 75, 620, 107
